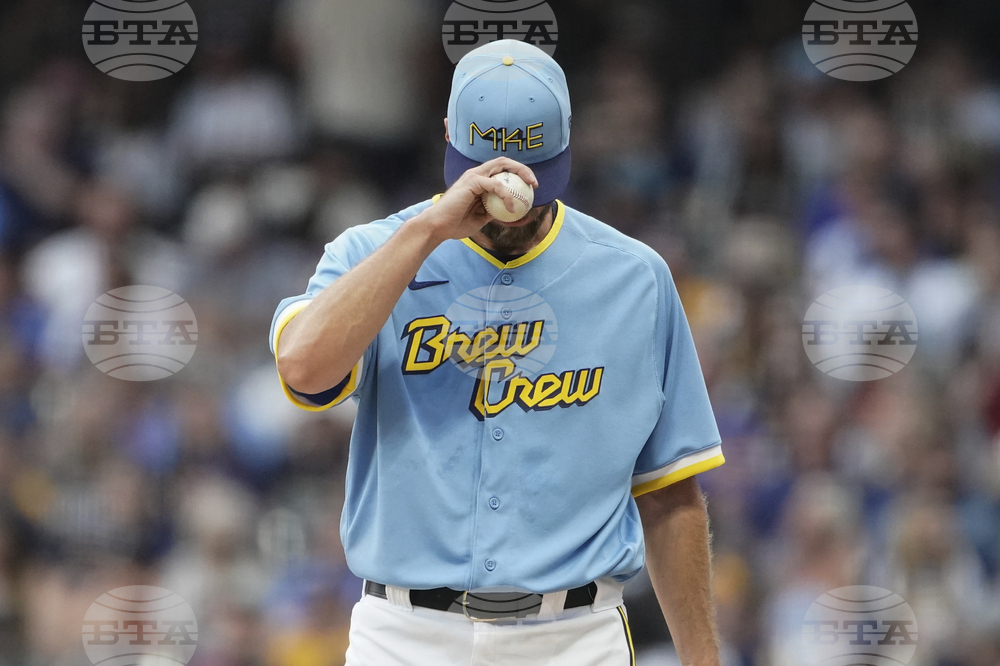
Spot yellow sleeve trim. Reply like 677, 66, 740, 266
272, 300, 312, 352
630, 453, 726, 498
272, 300, 361, 412
459, 200, 565, 269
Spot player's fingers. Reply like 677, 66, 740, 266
475, 157, 538, 188
470, 157, 510, 175
470, 175, 516, 213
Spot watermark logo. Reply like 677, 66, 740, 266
802, 0, 917, 81
802, 285, 917, 381
442, 0, 558, 64
442, 285, 558, 378
82, 285, 198, 381
83, 586, 198, 666
803, 586, 917, 666
82, 0, 198, 81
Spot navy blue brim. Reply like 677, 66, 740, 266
444, 144, 571, 207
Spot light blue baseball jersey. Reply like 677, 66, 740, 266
270, 199, 724, 594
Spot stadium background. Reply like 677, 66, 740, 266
0, 0, 999, 663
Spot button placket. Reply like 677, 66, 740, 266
479, 274, 518, 587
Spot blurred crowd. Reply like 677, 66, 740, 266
0, 0, 999, 664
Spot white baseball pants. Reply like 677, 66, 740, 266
344, 580, 636, 666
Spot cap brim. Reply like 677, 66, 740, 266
444, 144, 571, 207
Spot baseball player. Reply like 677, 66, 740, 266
271, 40, 724, 665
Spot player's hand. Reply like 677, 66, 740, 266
420, 157, 538, 242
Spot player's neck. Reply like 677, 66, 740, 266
470, 205, 554, 257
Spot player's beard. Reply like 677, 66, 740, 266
480, 203, 553, 255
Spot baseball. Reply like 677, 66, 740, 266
482, 171, 534, 223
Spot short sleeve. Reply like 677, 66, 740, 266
269, 227, 378, 411
631, 264, 724, 497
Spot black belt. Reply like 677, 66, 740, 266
364, 580, 598, 620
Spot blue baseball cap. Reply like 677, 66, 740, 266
445, 40, 572, 206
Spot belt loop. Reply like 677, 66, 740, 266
590, 578, 624, 613
536, 589, 568, 621
360, 579, 368, 601
385, 584, 413, 611
385, 585, 413, 611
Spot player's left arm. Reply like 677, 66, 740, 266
635, 476, 721, 666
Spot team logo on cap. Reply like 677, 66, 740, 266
470, 121, 544, 152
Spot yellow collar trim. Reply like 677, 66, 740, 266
460, 200, 565, 270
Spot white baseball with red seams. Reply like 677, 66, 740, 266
482, 171, 534, 223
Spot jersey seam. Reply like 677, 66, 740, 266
320, 217, 413, 391
466, 414, 487, 591
561, 226, 667, 402
352, 219, 403, 256
338, 204, 424, 258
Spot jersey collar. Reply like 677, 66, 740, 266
460, 200, 565, 269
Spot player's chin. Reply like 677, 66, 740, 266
491, 206, 543, 227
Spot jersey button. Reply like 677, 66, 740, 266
500, 274, 513, 285
485, 559, 496, 571
489, 497, 500, 509
491, 428, 504, 441
501, 308, 512, 319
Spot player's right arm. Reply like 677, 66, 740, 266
276, 157, 537, 395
